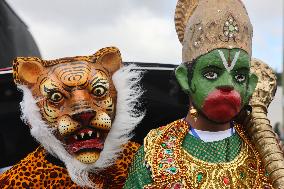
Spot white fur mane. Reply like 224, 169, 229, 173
18, 64, 144, 188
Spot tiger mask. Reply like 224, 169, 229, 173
12, 47, 144, 186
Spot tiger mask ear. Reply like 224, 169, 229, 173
93, 47, 123, 75
13, 57, 44, 87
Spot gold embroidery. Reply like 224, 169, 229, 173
144, 120, 273, 189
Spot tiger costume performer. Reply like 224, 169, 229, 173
0, 47, 144, 188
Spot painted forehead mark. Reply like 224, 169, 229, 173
218, 50, 240, 72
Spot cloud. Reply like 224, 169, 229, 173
243, 0, 283, 20
5, 0, 283, 70
6, 0, 181, 63
6, 0, 176, 29
242, 0, 283, 70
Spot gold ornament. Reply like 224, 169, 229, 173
190, 106, 198, 121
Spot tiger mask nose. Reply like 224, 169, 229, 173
72, 111, 96, 126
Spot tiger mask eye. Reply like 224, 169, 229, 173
49, 91, 64, 103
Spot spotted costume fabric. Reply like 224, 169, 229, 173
0, 142, 139, 189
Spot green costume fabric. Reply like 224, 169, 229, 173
183, 133, 242, 163
123, 147, 153, 189
123, 132, 242, 188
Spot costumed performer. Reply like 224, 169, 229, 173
0, 46, 144, 188
124, 0, 284, 188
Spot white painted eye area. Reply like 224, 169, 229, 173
204, 71, 218, 80
235, 74, 246, 83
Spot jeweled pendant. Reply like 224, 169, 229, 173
223, 177, 230, 185
197, 173, 203, 183
240, 172, 246, 179
164, 149, 173, 155
166, 167, 178, 174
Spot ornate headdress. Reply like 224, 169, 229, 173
175, 0, 253, 63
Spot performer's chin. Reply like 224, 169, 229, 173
202, 104, 240, 124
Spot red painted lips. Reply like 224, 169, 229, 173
202, 88, 241, 123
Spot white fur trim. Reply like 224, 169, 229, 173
18, 64, 144, 188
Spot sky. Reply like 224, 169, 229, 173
6, 0, 284, 71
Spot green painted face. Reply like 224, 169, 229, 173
176, 48, 258, 123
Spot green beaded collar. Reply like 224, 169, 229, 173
182, 132, 242, 163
